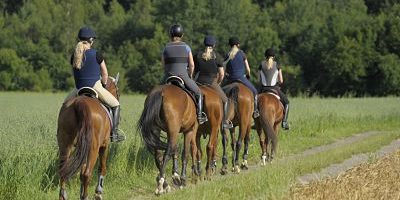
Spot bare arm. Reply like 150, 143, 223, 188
100, 61, 108, 85
188, 51, 195, 78
278, 69, 284, 84
245, 59, 251, 77
217, 67, 225, 84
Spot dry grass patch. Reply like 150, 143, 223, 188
288, 150, 400, 200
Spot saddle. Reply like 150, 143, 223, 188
77, 87, 113, 127
166, 76, 197, 106
259, 86, 281, 100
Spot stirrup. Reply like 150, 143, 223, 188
198, 112, 208, 124
223, 120, 233, 129
282, 122, 290, 130
111, 129, 126, 142
253, 110, 260, 118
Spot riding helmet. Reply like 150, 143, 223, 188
228, 37, 240, 46
265, 48, 275, 57
169, 24, 184, 37
204, 35, 216, 46
78, 27, 96, 40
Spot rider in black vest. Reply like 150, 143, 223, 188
162, 24, 207, 124
194, 35, 233, 129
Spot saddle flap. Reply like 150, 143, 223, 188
77, 87, 98, 98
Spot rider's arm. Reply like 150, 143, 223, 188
245, 59, 251, 78
100, 60, 108, 85
278, 69, 284, 84
188, 51, 195, 78
217, 67, 225, 84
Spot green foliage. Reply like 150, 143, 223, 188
1, 0, 400, 96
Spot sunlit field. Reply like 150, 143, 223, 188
0, 92, 399, 200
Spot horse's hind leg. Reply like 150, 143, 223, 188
206, 126, 218, 179
240, 125, 251, 170
195, 133, 202, 179
58, 146, 72, 200
95, 146, 109, 200
256, 120, 267, 165
80, 147, 99, 200
220, 128, 229, 175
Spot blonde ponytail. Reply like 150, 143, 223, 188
202, 46, 215, 61
72, 41, 91, 69
228, 46, 239, 60
266, 57, 274, 69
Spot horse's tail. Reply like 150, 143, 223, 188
261, 98, 278, 147
137, 88, 167, 154
59, 99, 92, 180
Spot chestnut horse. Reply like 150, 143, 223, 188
220, 82, 254, 174
254, 92, 284, 165
195, 85, 223, 180
57, 75, 120, 200
137, 84, 199, 195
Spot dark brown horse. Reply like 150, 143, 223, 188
195, 85, 223, 180
57, 75, 120, 200
220, 82, 254, 174
254, 92, 284, 165
137, 84, 199, 195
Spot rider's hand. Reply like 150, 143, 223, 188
246, 74, 250, 79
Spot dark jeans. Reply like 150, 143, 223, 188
227, 76, 258, 97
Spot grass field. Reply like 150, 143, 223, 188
0, 92, 399, 200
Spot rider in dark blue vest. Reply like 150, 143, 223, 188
64, 26, 125, 142
224, 37, 260, 118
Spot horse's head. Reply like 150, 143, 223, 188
104, 73, 120, 100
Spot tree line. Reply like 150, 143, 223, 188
0, 0, 399, 96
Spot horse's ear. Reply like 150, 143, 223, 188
115, 72, 120, 85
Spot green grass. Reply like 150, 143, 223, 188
0, 92, 399, 199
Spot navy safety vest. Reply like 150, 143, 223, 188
73, 49, 101, 89
163, 41, 191, 76
226, 50, 246, 80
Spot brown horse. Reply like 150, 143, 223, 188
137, 84, 199, 195
57, 75, 120, 200
220, 82, 254, 174
254, 92, 284, 165
195, 85, 223, 180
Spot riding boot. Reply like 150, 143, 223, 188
222, 101, 233, 129
196, 95, 208, 124
111, 106, 125, 142
253, 95, 260, 118
282, 104, 290, 130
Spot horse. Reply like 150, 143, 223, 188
194, 85, 223, 180
254, 92, 284, 165
137, 83, 199, 195
220, 82, 254, 174
57, 75, 120, 200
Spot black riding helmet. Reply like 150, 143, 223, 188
204, 35, 216, 46
78, 27, 96, 40
228, 37, 240, 46
169, 24, 184, 37
265, 48, 275, 58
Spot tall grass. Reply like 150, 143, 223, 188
0, 92, 399, 199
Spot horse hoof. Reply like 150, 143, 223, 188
240, 160, 249, 170
220, 167, 228, 175
172, 173, 181, 186
232, 166, 240, 173
94, 193, 103, 200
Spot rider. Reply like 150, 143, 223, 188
258, 48, 290, 130
223, 37, 259, 118
194, 35, 233, 129
161, 24, 207, 124
64, 26, 125, 142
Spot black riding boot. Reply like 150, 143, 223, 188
282, 104, 290, 130
196, 95, 208, 124
223, 101, 233, 129
253, 95, 260, 118
111, 106, 125, 142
